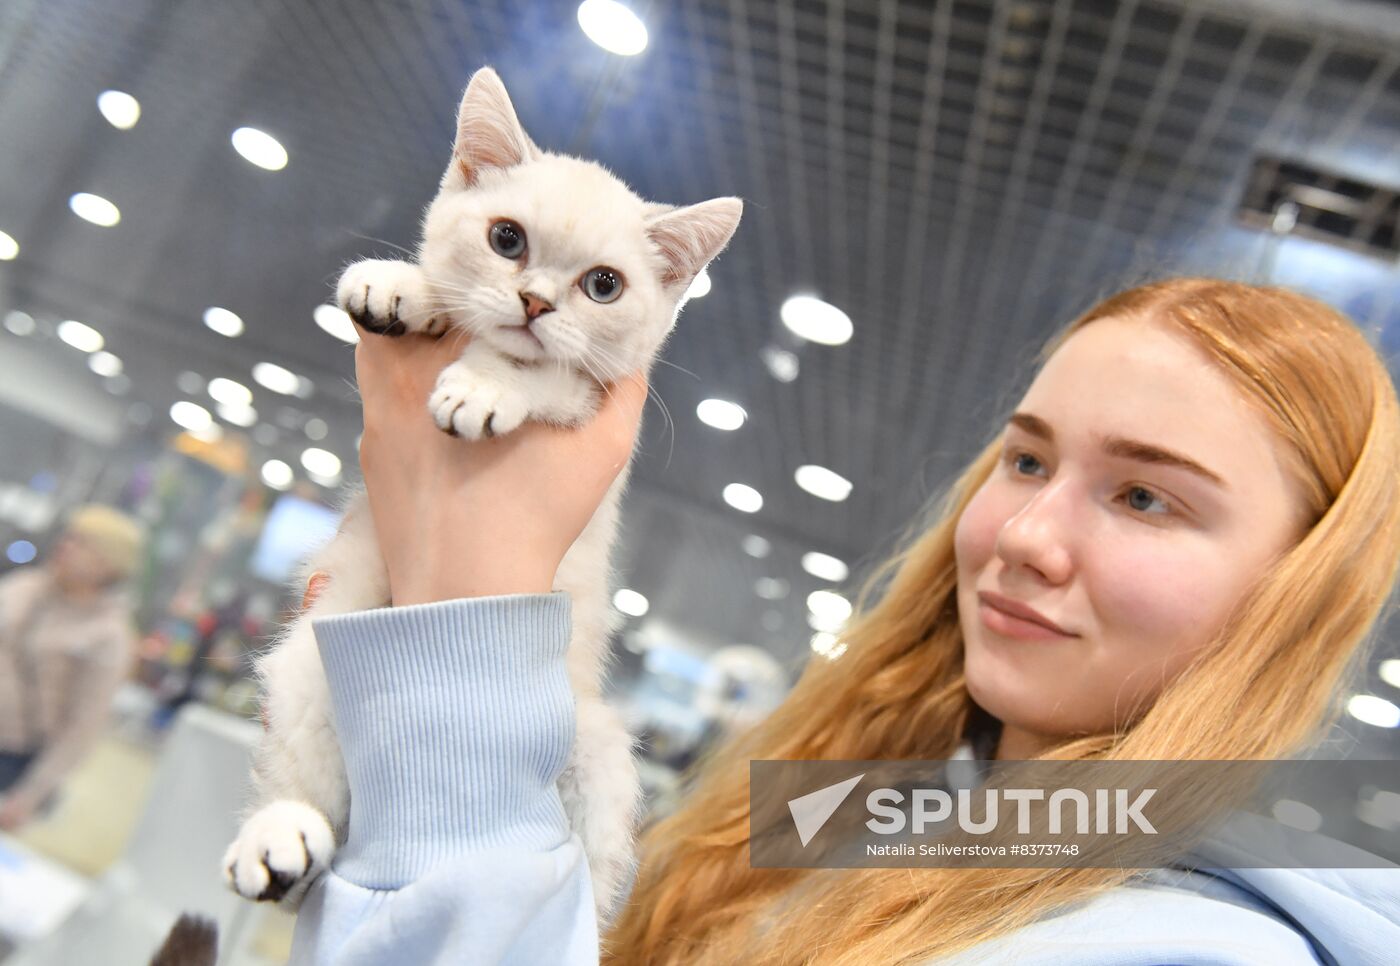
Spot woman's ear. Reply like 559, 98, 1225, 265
645, 197, 744, 291
444, 66, 542, 189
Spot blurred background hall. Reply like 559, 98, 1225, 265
0, 0, 1397, 962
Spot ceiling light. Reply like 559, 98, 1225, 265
760, 345, 799, 382
696, 398, 746, 431
613, 588, 649, 616
755, 577, 789, 600
57, 319, 104, 352
313, 304, 359, 343
88, 351, 123, 377
190, 424, 224, 444
802, 551, 849, 582
301, 447, 341, 478
723, 483, 763, 513
780, 295, 853, 346
795, 464, 853, 502
170, 400, 214, 433
176, 371, 205, 395
217, 403, 258, 427
6, 540, 37, 565
577, 0, 649, 55
684, 268, 712, 300
807, 589, 852, 633
69, 192, 121, 227
105, 374, 131, 395
304, 417, 328, 441
253, 424, 279, 446
1271, 799, 1322, 833
232, 127, 288, 170
261, 459, 293, 490
810, 632, 847, 660
4, 311, 34, 336
1347, 694, 1400, 728
97, 90, 141, 129
0, 229, 17, 260
203, 306, 244, 338
253, 361, 302, 395
742, 534, 771, 558
1380, 659, 1400, 689
208, 377, 253, 407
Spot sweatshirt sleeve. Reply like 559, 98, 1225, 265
288, 591, 599, 966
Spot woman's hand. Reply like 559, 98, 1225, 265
354, 330, 647, 606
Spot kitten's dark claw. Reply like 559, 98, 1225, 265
348, 285, 408, 337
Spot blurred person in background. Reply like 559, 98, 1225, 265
0, 504, 143, 830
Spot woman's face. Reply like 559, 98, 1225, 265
954, 315, 1309, 756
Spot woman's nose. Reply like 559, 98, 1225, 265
995, 481, 1075, 585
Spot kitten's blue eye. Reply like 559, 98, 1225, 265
489, 220, 526, 259
582, 267, 623, 304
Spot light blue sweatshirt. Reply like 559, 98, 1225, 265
291, 592, 1400, 965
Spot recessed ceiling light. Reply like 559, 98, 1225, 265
253, 423, 279, 446
684, 268, 712, 300
760, 345, 799, 382
253, 361, 302, 395
755, 577, 789, 600
780, 295, 853, 346
203, 306, 244, 338
170, 400, 214, 432
1347, 694, 1400, 728
190, 424, 224, 444
69, 192, 121, 227
1381, 659, 1400, 690
807, 589, 851, 633
696, 398, 746, 431
304, 417, 328, 441
301, 447, 341, 479
742, 534, 771, 558
613, 588, 649, 616
88, 351, 123, 377
723, 483, 763, 513
176, 371, 205, 395
104, 374, 131, 395
232, 126, 289, 171
0, 229, 17, 260
313, 304, 359, 343
802, 551, 849, 582
57, 319, 104, 352
208, 377, 253, 407
795, 464, 853, 502
261, 459, 293, 490
810, 632, 847, 660
217, 403, 258, 428
3, 311, 34, 336
577, 0, 649, 55
97, 90, 141, 129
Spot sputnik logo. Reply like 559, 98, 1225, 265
787, 773, 864, 846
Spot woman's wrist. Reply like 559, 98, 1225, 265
389, 557, 555, 606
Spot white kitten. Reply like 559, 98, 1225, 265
222, 66, 741, 922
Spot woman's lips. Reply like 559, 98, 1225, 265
977, 598, 1076, 641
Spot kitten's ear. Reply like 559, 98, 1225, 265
646, 197, 744, 289
446, 67, 541, 189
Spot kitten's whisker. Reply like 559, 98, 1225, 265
583, 344, 676, 470
341, 231, 417, 259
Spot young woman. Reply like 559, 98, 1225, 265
290, 278, 1400, 964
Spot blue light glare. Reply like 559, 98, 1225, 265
6, 540, 37, 564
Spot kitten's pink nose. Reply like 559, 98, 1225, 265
520, 291, 554, 320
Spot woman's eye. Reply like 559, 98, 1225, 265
581, 267, 624, 303
1006, 450, 1043, 477
1122, 485, 1171, 516
489, 220, 527, 259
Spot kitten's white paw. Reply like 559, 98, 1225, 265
429, 369, 530, 439
223, 800, 336, 905
336, 259, 449, 336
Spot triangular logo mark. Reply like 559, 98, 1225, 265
787, 773, 864, 847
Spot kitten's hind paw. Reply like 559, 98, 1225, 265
223, 800, 335, 905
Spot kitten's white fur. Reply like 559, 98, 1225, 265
222, 67, 741, 922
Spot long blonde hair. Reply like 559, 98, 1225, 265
604, 279, 1400, 965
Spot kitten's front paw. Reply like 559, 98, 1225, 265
429, 367, 530, 439
337, 259, 448, 336
223, 800, 336, 905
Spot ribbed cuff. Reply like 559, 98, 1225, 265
313, 592, 575, 889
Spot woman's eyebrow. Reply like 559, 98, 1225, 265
1008, 411, 1230, 490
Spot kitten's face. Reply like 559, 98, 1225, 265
415, 67, 741, 383
420, 157, 672, 380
